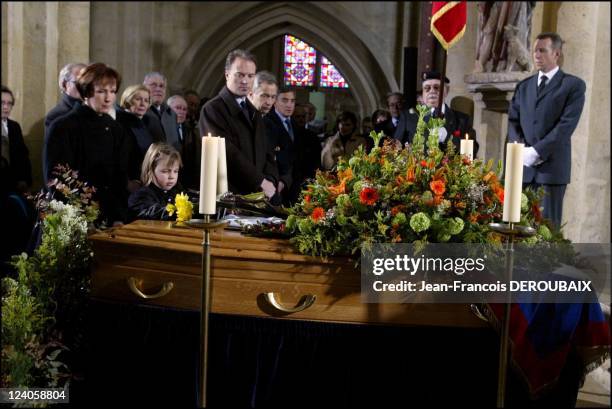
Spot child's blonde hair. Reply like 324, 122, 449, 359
141, 143, 183, 186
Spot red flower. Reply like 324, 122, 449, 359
430, 179, 446, 196
532, 202, 543, 223
311, 207, 325, 222
495, 186, 504, 203
304, 195, 311, 203
359, 187, 379, 206
420, 160, 428, 167
453, 130, 461, 138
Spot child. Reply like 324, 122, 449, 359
128, 142, 186, 222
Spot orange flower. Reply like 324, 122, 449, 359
391, 205, 406, 216
395, 175, 405, 185
359, 187, 379, 206
420, 160, 428, 167
328, 179, 346, 197
430, 180, 446, 196
338, 168, 353, 182
494, 186, 504, 203
304, 195, 312, 203
469, 213, 478, 223
311, 207, 325, 222
483, 171, 498, 184
455, 201, 466, 210
428, 160, 436, 169
406, 166, 415, 183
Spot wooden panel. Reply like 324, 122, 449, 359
90, 220, 487, 328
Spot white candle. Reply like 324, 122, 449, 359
217, 137, 228, 197
460, 134, 474, 160
199, 134, 219, 215
502, 142, 524, 223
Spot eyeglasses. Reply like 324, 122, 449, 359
1, 101, 14, 107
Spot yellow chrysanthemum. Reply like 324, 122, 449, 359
166, 203, 176, 216
174, 192, 193, 223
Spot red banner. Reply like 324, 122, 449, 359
431, 1, 467, 50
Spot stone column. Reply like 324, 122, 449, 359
2, 1, 90, 190
556, 2, 610, 243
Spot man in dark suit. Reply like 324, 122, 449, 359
143, 72, 180, 151
508, 32, 586, 229
264, 88, 296, 203
44, 62, 86, 132
394, 71, 478, 156
198, 49, 278, 199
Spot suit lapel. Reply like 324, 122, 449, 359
536, 70, 564, 103
526, 75, 538, 112
443, 105, 456, 144
220, 87, 254, 130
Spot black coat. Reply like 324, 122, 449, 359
44, 93, 81, 131
0, 119, 32, 196
264, 109, 295, 189
45, 104, 129, 224
198, 86, 278, 195
116, 110, 153, 181
395, 105, 479, 157
127, 183, 183, 222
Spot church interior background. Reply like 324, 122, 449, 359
1, 1, 610, 406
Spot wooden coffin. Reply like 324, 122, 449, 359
89, 220, 486, 328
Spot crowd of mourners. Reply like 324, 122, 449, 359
0, 48, 478, 269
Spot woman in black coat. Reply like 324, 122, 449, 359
45, 63, 129, 226
116, 84, 155, 193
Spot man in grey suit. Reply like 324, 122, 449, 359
142, 72, 180, 151
508, 32, 586, 229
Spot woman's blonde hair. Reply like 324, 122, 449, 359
120, 84, 150, 110
141, 143, 183, 186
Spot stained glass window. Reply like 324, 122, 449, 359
283, 35, 316, 87
319, 55, 349, 89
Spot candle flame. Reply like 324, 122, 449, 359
465, 133, 469, 139
207, 132, 211, 137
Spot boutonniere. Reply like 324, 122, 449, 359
452, 130, 461, 138
166, 192, 193, 223
274, 146, 281, 152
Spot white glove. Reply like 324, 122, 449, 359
523, 146, 540, 167
437, 127, 448, 143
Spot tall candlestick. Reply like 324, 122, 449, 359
199, 134, 219, 215
460, 133, 474, 160
502, 142, 524, 223
217, 137, 228, 197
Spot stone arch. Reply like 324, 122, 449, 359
170, 2, 397, 118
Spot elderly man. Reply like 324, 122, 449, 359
142, 72, 180, 150
394, 71, 478, 156
168, 94, 199, 189
44, 62, 86, 131
198, 49, 278, 199
247, 71, 278, 114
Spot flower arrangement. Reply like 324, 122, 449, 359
1, 164, 99, 395
286, 104, 556, 258
166, 192, 194, 223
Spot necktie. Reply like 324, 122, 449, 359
285, 118, 294, 142
239, 99, 250, 122
178, 124, 183, 143
537, 75, 548, 96
1, 120, 9, 165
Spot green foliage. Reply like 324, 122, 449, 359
1, 165, 99, 391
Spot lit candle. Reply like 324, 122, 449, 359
217, 137, 228, 198
460, 134, 474, 160
199, 133, 219, 215
502, 142, 524, 223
